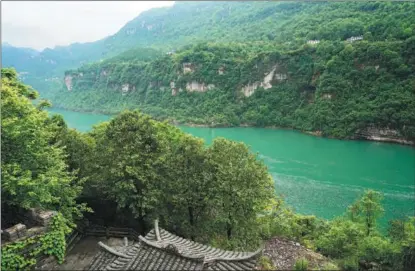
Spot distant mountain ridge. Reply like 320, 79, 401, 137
2, 1, 415, 145
8, 1, 414, 94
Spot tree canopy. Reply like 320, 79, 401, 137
1, 68, 86, 221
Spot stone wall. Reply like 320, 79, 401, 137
2, 209, 56, 243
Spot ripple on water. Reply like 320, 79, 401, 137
272, 173, 415, 227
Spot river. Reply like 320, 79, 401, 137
48, 108, 415, 228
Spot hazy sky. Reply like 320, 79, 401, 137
2, 1, 175, 51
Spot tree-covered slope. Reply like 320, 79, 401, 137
111, 1, 415, 49
53, 35, 415, 143
3, 1, 415, 94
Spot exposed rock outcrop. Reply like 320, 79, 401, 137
186, 81, 215, 92
183, 63, 194, 74
170, 81, 177, 96
100, 70, 109, 77
241, 66, 287, 97
241, 82, 260, 97
126, 28, 136, 35
354, 127, 413, 145
120, 84, 135, 95
64, 75, 73, 91
121, 84, 129, 92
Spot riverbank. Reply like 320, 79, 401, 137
178, 122, 414, 147
48, 106, 414, 147
45, 106, 415, 228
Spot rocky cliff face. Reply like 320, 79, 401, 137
241, 65, 287, 97
354, 127, 413, 145
186, 81, 215, 92
182, 62, 195, 74
121, 84, 136, 95
64, 75, 73, 91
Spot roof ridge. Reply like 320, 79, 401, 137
139, 235, 206, 262
154, 225, 263, 261
97, 241, 129, 258
154, 219, 162, 241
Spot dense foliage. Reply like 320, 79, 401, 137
2, 2, 415, 269
259, 191, 415, 270
53, 35, 415, 141
78, 110, 275, 248
2, 69, 414, 270
1, 68, 87, 221
1, 213, 71, 270
4, 1, 415, 97
15, 2, 404, 142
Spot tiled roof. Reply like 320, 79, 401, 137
86, 221, 262, 270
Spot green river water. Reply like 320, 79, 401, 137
48, 108, 415, 228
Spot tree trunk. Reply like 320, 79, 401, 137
227, 213, 232, 240
188, 206, 195, 240
138, 207, 146, 234
227, 223, 232, 240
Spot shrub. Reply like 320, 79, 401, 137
294, 257, 309, 271
321, 262, 340, 270
258, 255, 275, 270
357, 235, 402, 270
340, 256, 359, 271
315, 218, 365, 258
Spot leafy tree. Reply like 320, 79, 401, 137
316, 218, 366, 258
206, 137, 275, 248
159, 132, 214, 241
1, 68, 86, 221
347, 190, 384, 236
88, 110, 167, 232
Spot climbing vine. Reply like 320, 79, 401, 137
1, 213, 72, 270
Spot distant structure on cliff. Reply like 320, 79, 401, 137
346, 36, 363, 42
307, 40, 320, 45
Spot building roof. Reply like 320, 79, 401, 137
86, 221, 262, 270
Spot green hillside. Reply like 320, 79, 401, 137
46, 1, 415, 142
3, 1, 414, 94
3, 1, 415, 142
51, 37, 415, 142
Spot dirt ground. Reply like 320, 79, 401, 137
263, 236, 336, 270
37, 236, 132, 270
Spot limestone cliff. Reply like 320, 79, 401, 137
64, 75, 73, 91
185, 81, 215, 92
241, 65, 287, 97
354, 127, 413, 145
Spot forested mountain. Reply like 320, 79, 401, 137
3, 1, 414, 93
2, 1, 415, 143
47, 1, 415, 143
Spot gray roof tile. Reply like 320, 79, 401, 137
86, 220, 261, 270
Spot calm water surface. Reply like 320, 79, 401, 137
48, 108, 415, 227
